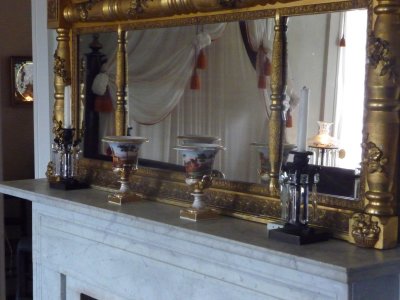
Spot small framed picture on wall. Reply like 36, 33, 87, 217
11, 56, 34, 105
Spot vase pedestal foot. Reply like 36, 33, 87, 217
108, 192, 143, 205
180, 208, 219, 221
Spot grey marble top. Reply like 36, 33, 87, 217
1, 179, 400, 283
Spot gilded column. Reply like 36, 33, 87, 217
350, 0, 400, 249
53, 28, 71, 126
268, 12, 287, 196
115, 26, 128, 136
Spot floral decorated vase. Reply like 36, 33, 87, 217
308, 121, 338, 148
103, 136, 149, 170
102, 136, 148, 205
175, 144, 224, 179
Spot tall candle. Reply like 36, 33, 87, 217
296, 86, 309, 152
64, 85, 72, 128
79, 82, 85, 130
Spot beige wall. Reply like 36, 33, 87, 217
0, 0, 34, 181
0, 0, 33, 298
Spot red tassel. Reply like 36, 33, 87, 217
258, 74, 267, 89
286, 109, 293, 128
196, 49, 207, 70
339, 35, 346, 47
94, 88, 113, 112
190, 70, 201, 90
264, 57, 271, 76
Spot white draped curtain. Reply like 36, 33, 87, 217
245, 18, 274, 113
94, 24, 225, 150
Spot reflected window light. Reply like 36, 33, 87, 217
334, 9, 368, 169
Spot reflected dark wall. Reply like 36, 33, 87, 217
82, 34, 107, 159
317, 166, 359, 198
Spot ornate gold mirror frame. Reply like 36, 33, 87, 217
47, 0, 399, 249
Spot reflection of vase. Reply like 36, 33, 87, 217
175, 144, 224, 221
308, 121, 339, 166
308, 121, 338, 148
251, 143, 296, 182
102, 136, 148, 205
177, 135, 220, 146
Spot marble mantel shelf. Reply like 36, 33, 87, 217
1, 179, 399, 300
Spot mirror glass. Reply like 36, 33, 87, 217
78, 9, 367, 199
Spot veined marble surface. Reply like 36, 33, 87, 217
1, 179, 400, 299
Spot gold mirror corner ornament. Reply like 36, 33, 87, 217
48, 0, 72, 29
350, 213, 398, 249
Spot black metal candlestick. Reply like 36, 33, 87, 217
49, 127, 88, 190
269, 151, 331, 244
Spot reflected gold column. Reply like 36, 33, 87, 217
53, 28, 71, 126
268, 12, 287, 196
115, 26, 128, 136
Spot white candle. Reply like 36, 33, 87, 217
64, 85, 72, 128
79, 83, 85, 130
296, 86, 309, 152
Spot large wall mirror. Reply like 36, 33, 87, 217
77, 9, 367, 200
53, 0, 400, 248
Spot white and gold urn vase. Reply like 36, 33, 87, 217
175, 143, 224, 221
102, 136, 148, 205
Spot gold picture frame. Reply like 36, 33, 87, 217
11, 56, 34, 105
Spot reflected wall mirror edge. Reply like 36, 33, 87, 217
50, 0, 400, 249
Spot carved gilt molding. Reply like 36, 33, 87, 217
351, 213, 380, 248
362, 140, 387, 175
368, 34, 399, 84
79, 158, 354, 240
63, 0, 368, 26
54, 54, 70, 83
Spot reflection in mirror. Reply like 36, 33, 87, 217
287, 9, 367, 170
80, 21, 273, 183
78, 9, 367, 198
286, 9, 368, 199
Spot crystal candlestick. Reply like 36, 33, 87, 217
48, 127, 87, 190
269, 151, 331, 244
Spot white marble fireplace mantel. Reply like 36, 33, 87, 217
1, 179, 399, 300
